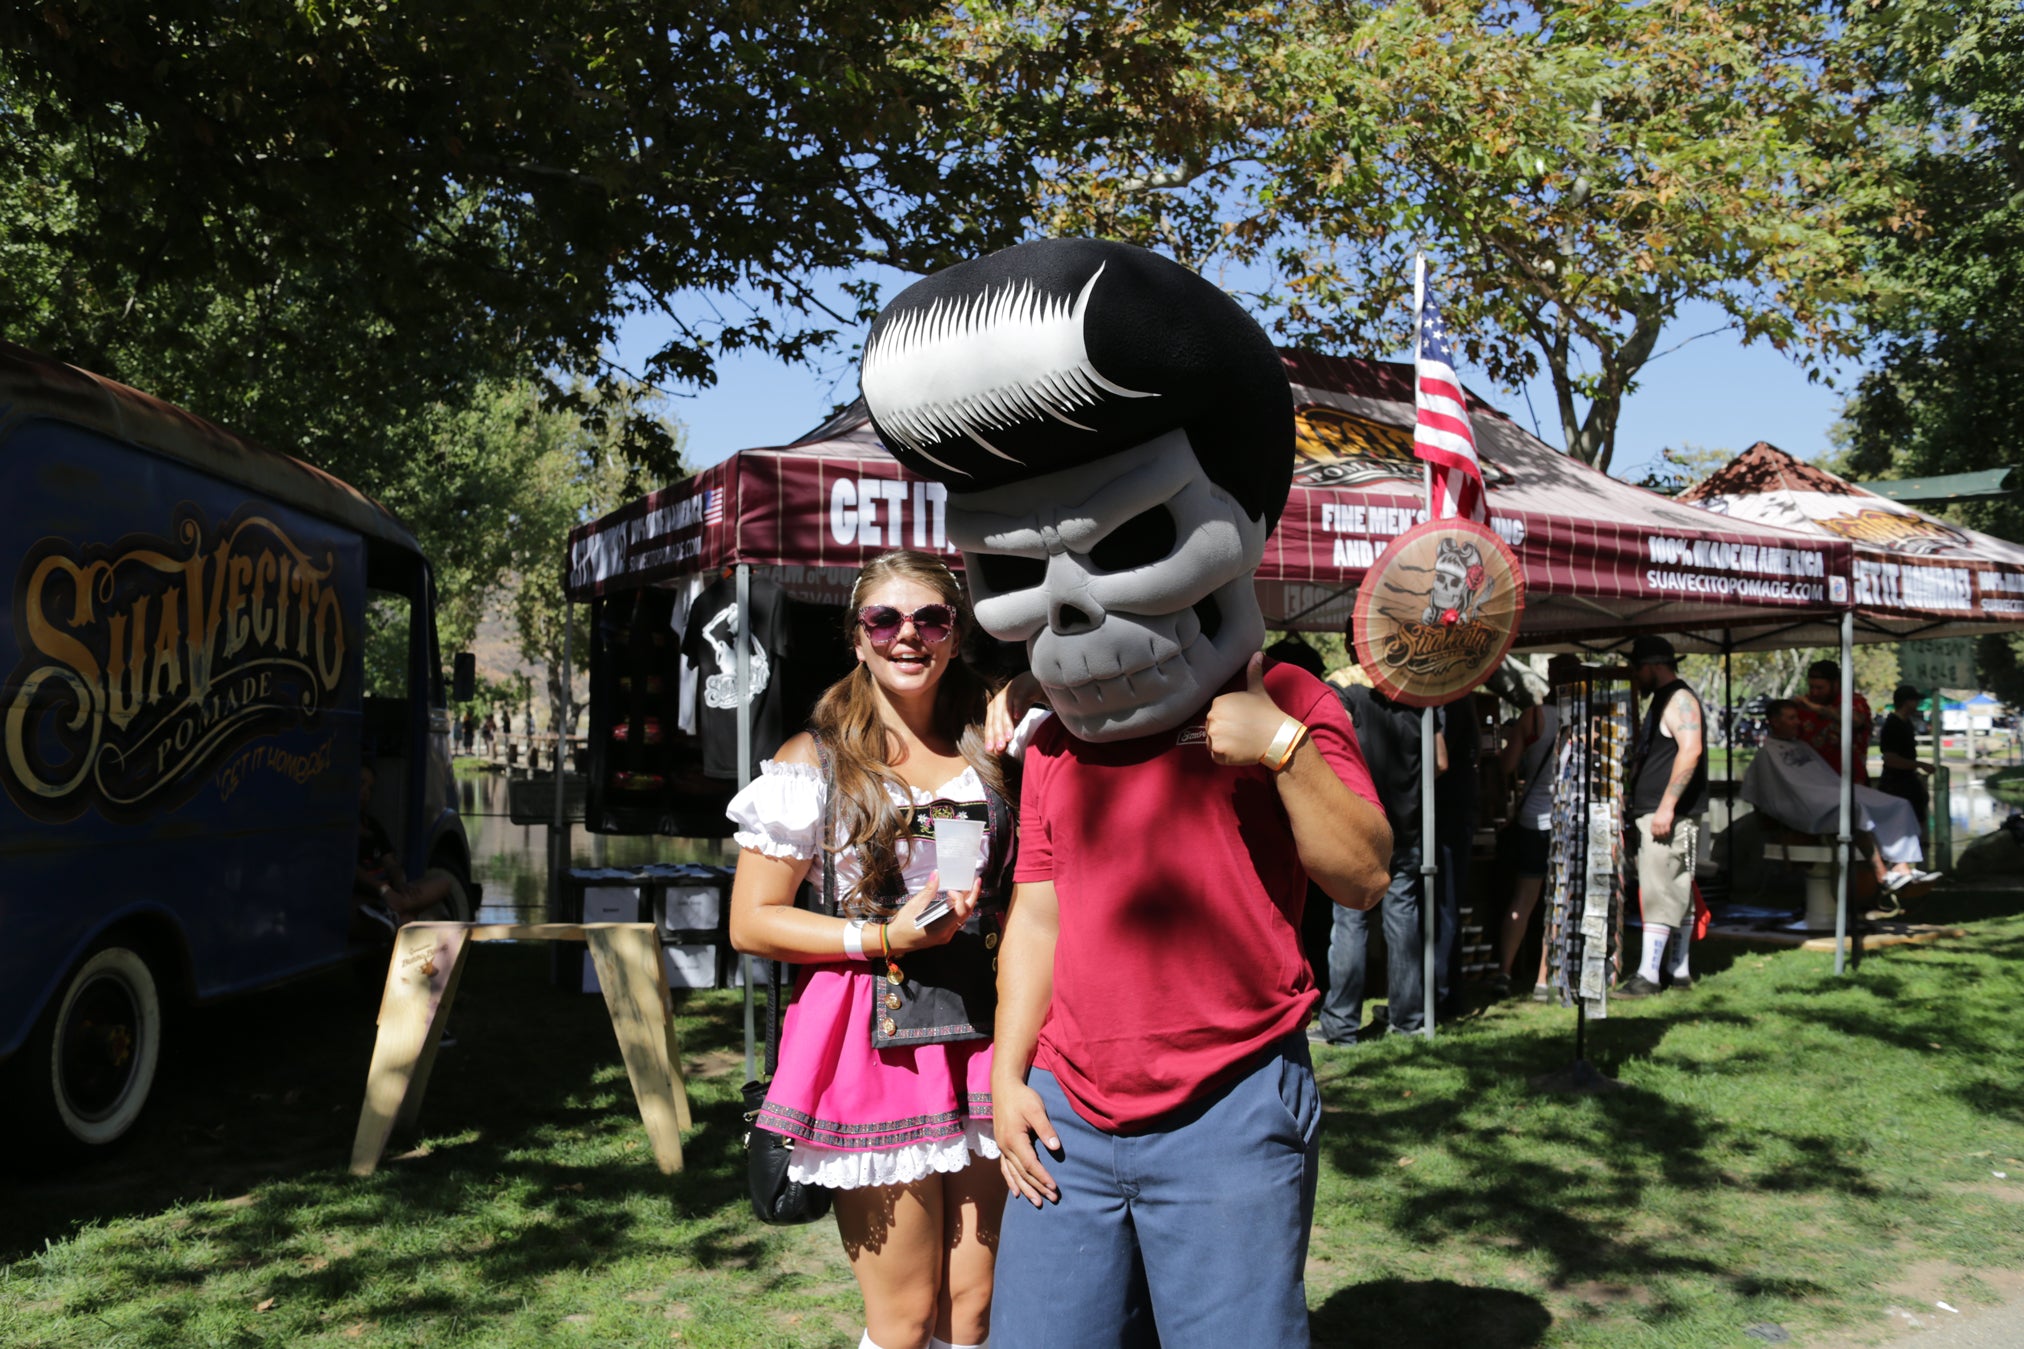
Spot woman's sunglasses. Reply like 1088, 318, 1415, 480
857, 603, 957, 646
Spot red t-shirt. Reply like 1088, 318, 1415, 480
1014, 662, 1382, 1132
1793, 693, 1873, 785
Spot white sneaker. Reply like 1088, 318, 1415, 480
1884, 871, 1913, 892
1912, 869, 1943, 884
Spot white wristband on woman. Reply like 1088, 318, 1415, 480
842, 919, 868, 960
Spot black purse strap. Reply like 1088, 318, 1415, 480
764, 734, 836, 1079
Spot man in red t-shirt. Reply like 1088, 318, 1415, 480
1793, 658, 1872, 785
991, 653, 1388, 1346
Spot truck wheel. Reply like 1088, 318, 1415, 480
41, 946, 164, 1151
423, 866, 474, 922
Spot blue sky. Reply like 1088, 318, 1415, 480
615, 290, 1854, 487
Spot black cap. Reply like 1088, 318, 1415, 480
1629, 634, 1676, 667
1892, 683, 1921, 705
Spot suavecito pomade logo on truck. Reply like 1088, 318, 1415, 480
4, 505, 349, 823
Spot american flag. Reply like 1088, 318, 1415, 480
701, 487, 724, 526
1414, 289, 1487, 523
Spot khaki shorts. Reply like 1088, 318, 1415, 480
1634, 814, 1698, 929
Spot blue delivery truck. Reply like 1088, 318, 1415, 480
0, 342, 477, 1151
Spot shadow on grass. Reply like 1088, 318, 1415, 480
1310, 1277, 1551, 1346
0, 946, 756, 1269
1313, 996, 1857, 1306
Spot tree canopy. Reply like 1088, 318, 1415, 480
1840, 0, 2024, 521
946, 0, 1894, 472
1832, 0, 2024, 701
1, 1, 1073, 651
0, 1, 1051, 465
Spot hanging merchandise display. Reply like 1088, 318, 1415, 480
1542, 669, 1633, 1015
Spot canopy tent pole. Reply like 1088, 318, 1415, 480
1724, 636, 1734, 889
1931, 684, 1946, 865
1835, 609, 1853, 976
550, 600, 573, 924
737, 564, 757, 1080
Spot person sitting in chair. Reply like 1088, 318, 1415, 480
1744, 700, 1941, 896
354, 762, 455, 939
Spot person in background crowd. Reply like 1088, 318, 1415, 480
481, 712, 497, 759
1748, 698, 1938, 896
1792, 659, 1872, 785
354, 762, 456, 940
1876, 683, 1936, 847
728, 550, 1023, 1349
1493, 654, 1584, 1000
1621, 636, 1705, 998
1317, 630, 1444, 1043
1433, 691, 1480, 1020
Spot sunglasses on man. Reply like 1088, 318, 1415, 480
857, 603, 957, 646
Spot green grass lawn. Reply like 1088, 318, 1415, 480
5, 886, 2023, 1348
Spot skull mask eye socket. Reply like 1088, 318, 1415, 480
977, 553, 1047, 595
1088, 504, 1178, 573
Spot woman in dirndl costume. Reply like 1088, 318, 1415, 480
729, 548, 1032, 1349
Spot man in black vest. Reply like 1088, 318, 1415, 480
1318, 636, 1447, 1042
1622, 635, 1706, 998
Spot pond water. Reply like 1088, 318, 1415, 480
456, 768, 738, 924
1941, 771, 2018, 863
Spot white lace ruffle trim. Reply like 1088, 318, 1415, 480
731, 829, 810, 861
787, 1121, 1000, 1190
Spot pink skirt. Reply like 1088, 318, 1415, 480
756, 962, 996, 1188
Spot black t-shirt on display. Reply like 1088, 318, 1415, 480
681, 574, 792, 781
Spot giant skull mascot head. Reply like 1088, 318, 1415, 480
861, 238, 1293, 742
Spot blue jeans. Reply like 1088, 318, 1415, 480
1435, 818, 1473, 1015
1320, 839, 1425, 1040
994, 1036, 1322, 1349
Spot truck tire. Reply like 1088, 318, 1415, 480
423, 865, 474, 922
33, 945, 165, 1152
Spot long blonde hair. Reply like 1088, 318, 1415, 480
808, 550, 1009, 916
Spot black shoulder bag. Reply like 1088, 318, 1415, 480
740, 740, 838, 1226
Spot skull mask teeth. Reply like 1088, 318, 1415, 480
949, 431, 1269, 741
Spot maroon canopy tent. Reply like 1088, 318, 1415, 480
566, 357, 1852, 659
1258, 354, 1853, 652
560, 359, 1872, 1009
566, 405, 949, 610
1678, 441, 2024, 647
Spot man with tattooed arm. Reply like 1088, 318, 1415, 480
1621, 635, 1706, 998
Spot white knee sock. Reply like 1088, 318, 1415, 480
1638, 925, 1671, 982
859, 1333, 887, 1349
929, 1339, 987, 1349
1668, 928, 1691, 980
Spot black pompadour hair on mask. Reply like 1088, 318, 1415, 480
860, 238, 1295, 529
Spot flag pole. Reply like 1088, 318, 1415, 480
1414, 253, 1439, 1037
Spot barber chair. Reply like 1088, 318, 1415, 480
1762, 830, 1881, 929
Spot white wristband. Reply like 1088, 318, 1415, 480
842, 919, 867, 960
